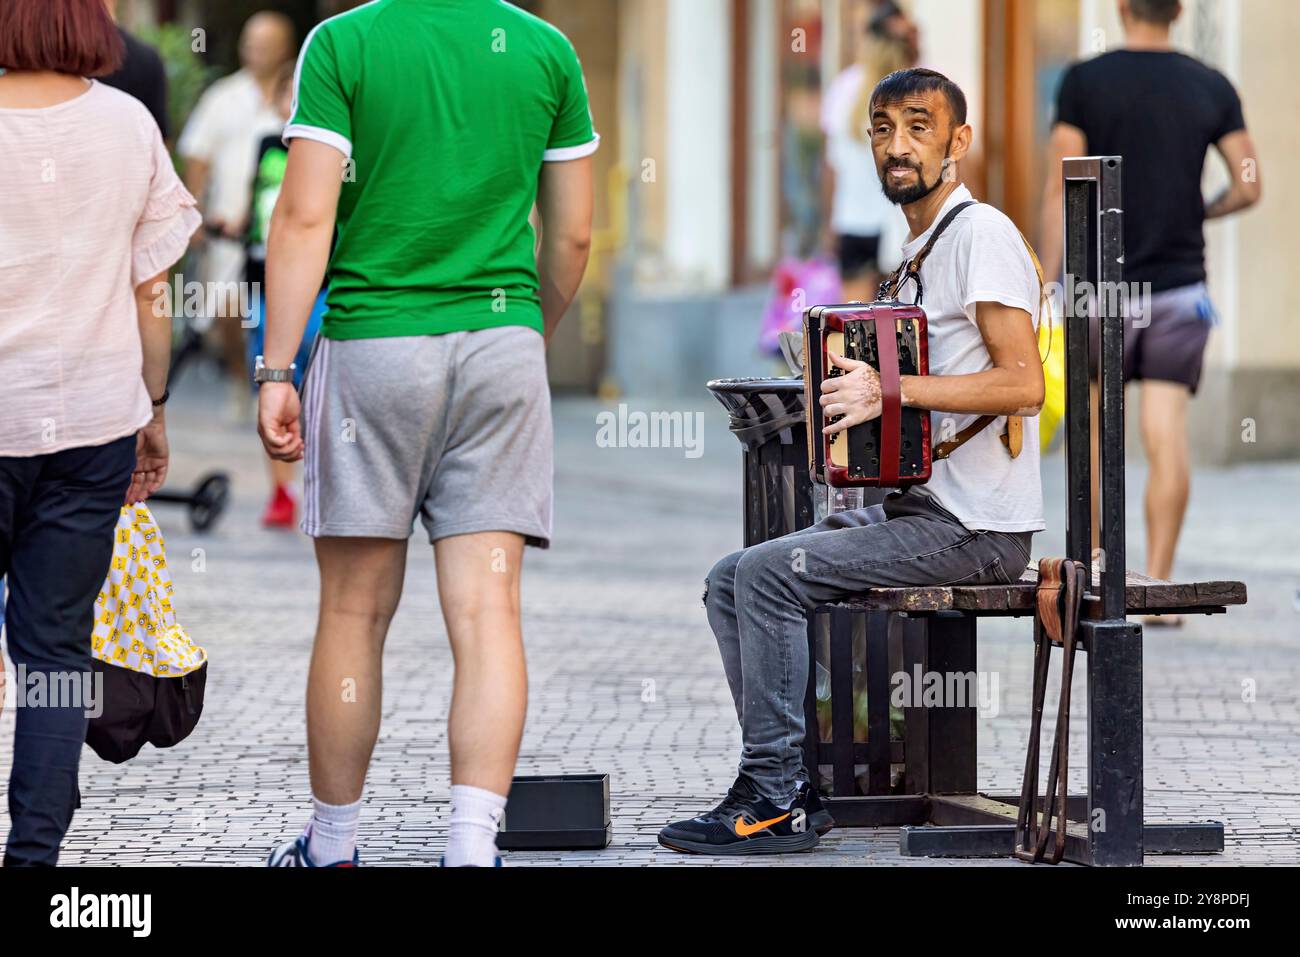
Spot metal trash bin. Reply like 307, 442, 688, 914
707, 376, 901, 797
706, 377, 815, 546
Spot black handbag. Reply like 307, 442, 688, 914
87, 659, 207, 763
84, 505, 208, 763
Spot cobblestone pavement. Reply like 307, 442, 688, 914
2, 378, 1298, 866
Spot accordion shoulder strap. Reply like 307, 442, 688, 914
934, 414, 1022, 460
881, 199, 978, 303
911, 199, 978, 273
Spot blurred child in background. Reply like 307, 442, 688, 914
244, 63, 326, 529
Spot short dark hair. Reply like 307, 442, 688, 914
1129, 0, 1181, 25
0, 0, 125, 77
870, 68, 968, 127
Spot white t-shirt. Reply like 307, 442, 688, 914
820, 65, 901, 248
178, 70, 284, 226
895, 184, 1045, 533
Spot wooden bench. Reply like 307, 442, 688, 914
802, 569, 1246, 865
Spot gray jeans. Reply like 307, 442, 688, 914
704, 487, 1033, 805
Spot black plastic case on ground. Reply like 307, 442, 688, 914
496, 773, 612, 851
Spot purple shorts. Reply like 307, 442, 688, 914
1089, 282, 1215, 393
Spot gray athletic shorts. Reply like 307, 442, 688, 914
299, 326, 553, 547
1089, 281, 1216, 393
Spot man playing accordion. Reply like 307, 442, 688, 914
660, 69, 1046, 856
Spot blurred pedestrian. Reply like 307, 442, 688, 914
0, 0, 200, 866
99, 0, 170, 139
243, 63, 325, 530
1039, 0, 1260, 617
179, 11, 295, 423
259, 0, 595, 868
820, 0, 919, 300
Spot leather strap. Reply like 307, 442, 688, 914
1015, 557, 1086, 865
872, 309, 902, 487
933, 413, 1024, 460
880, 200, 978, 304
933, 415, 995, 460
910, 200, 977, 276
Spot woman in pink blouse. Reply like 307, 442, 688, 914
0, 0, 200, 866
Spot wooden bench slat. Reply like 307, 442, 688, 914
837, 567, 1247, 616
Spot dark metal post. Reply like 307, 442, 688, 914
1084, 619, 1144, 865
1062, 162, 1096, 580
1064, 156, 1143, 865
1096, 158, 1127, 618
1062, 156, 1127, 610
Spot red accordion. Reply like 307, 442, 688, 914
803, 302, 931, 488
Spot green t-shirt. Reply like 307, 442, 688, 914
285, 0, 598, 340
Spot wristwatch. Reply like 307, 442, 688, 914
254, 355, 296, 384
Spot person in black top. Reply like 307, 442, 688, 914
99, 1, 169, 139
242, 64, 327, 530
1039, 0, 1260, 616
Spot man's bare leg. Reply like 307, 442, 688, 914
435, 530, 527, 792
434, 531, 527, 865
307, 537, 407, 805
1140, 379, 1192, 589
268, 537, 408, 865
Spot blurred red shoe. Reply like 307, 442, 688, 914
261, 484, 297, 529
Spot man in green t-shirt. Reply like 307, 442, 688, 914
257, 0, 595, 868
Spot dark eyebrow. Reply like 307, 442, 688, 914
871, 105, 935, 121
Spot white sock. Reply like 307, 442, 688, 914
306, 796, 362, 865
444, 784, 506, 867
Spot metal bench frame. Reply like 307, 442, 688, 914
805, 158, 1234, 866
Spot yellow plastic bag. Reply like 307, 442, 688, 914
1015, 231, 1065, 453
1037, 304, 1066, 452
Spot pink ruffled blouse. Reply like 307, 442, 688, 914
0, 80, 201, 457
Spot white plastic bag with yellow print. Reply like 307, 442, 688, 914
86, 504, 208, 764
92, 504, 206, 677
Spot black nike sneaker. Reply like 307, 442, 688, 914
658, 775, 820, 855
796, 778, 835, 836
701, 772, 833, 834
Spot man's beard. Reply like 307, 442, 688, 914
879, 144, 952, 205
881, 163, 941, 204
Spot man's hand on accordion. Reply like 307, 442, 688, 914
820, 351, 883, 435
